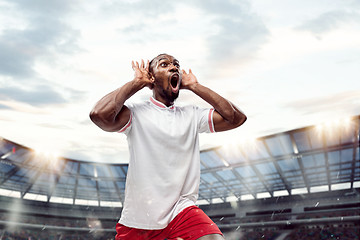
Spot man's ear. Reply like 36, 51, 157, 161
148, 72, 156, 89
148, 71, 155, 80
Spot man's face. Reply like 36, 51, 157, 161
150, 54, 181, 104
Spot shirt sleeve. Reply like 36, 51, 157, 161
117, 103, 133, 135
196, 106, 215, 133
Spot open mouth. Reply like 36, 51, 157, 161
169, 73, 180, 93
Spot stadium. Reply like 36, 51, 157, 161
0, 115, 359, 240
1, 0, 359, 239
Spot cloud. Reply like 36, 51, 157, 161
0, 28, 39, 77
117, 18, 179, 44
296, 10, 360, 36
0, 0, 81, 78
121, 24, 147, 34
0, 103, 13, 110
0, 85, 66, 106
0, 81, 86, 106
36, 123, 73, 130
283, 90, 360, 116
194, 0, 269, 66
11, 0, 75, 15
206, 16, 269, 61
108, 1, 189, 46
106, 0, 269, 67
102, 0, 176, 18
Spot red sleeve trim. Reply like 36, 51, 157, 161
118, 113, 132, 133
208, 108, 215, 133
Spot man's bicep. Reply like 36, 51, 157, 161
212, 110, 237, 132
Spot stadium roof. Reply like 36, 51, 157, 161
0, 115, 359, 207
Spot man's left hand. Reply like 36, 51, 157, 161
181, 69, 198, 90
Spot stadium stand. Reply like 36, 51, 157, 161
0, 115, 359, 239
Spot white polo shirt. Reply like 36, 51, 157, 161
118, 97, 215, 229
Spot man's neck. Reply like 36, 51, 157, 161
152, 93, 174, 107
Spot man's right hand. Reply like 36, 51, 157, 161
90, 60, 152, 132
132, 59, 154, 89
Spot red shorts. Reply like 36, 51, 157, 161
115, 205, 223, 240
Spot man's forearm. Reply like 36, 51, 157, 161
113, 80, 145, 113
90, 79, 144, 131
189, 83, 241, 124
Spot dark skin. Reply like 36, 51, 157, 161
90, 54, 246, 133
90, 54, 247, 240
149, 54, 181, 106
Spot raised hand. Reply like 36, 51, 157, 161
181, 69, 198, 90
132, 59, 154, 89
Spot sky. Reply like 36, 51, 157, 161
0, 0, 359, 163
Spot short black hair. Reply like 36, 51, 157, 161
149, 53, 171, 74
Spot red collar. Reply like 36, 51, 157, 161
150, 97, 175, 110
